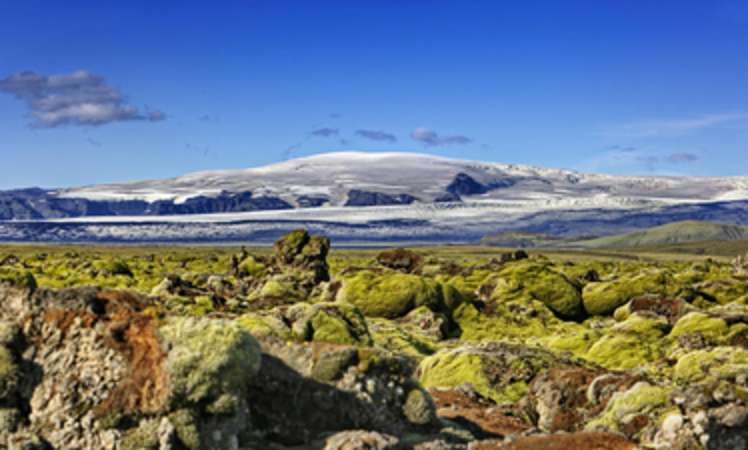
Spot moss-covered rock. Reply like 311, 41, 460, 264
417, 341, 575, 405
159, 317, 262, 409
0, 268, 37, 291
669, 311, 729, 346
586, 382, 673, 439
402, 386, 437, 426
0, 346, 18, 401
286, 302, 372, 345
252, 274, 307, 303
583, 270, 674, 316
273, 229, 330, 283
238, 255, 266, 278
367, 317, 441, 358
673, 347, 748, 384
480, 260, 585, 320
95, 258, 134, 277
121, 418, 160, 450
584, 314, 668, 370
237, 312, 292, 340
311, 346, 358, 382
336, 271, 443, 319
376, 248, 423, 273
454, 297, 587, 345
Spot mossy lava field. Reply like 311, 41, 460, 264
1, 230, 748, 449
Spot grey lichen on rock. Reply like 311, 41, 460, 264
402, 387, 438, 426
159, 316, 262, 408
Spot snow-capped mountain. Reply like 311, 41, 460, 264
2, 151, 748, 243
57, 151, 748, 207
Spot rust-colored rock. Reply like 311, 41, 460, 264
376, 248, 423, 273
430, 388, 530, 438
472, 432, 638, 450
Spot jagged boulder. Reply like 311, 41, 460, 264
376, 248, 423, 273
521, 367, 640, 433
273, 228, 330, 283
244, 229, 332, 306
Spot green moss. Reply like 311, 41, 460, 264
368, 317, 440, 358
615, 313, 670, 339
159, 317, 262, 408
168, 409, 201, 450
673, 347, 748, 384
586, 382, 672, 435
0, 347, 18, 401
237, 313, 292, 340
544, 329, 601, 356
336, 271, 443, 318
189, 295, 215, 317
437, 269, 494, 301
96, 258, 134, 277
583, 314, 667, 370
670, 312, 728, 344
583, 270, 674, 316
286, 302, 372, 345
273, 229, 309, 263
439, 282, 465, 311
485, 260, 585, 320
419, 351, 495, 399
0, 268, 36, 291
356, 347, 411, 375
238, 255, 266, 277
454, 297, 587, 344
418, 342, 562, 405
121, 419, 160, 450
586, 334, 658, 370
256, 275, 305, 301
311, 346, 358, 382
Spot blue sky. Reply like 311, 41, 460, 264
1, 0, 748, 189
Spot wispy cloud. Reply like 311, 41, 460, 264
355, 129, 397, 143
666, 152, 700, 164
86, 137, 102, 148
601, 113, 746, 138
0, 70, 166, 128
411, 127, 472, 146
310, 127, 339, 138
580, 146, 701, 173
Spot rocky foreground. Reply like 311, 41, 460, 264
1, 232, 748, 449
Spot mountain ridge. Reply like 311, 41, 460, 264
2, 152, 748, 243
571, 220, 748, 248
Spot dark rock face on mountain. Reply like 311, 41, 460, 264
434, 192, 462, 203
296, 195, 329, 208
445, 173, 516, 197
446, 173, 488, 196
0, 189, 292, 220
344, 190, 419, 207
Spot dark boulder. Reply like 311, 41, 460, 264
376, 248, 423, 273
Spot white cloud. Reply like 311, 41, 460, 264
0, 70, 165, 127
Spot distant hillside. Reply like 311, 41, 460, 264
573, 221, 748, 248
480, 231, 564, 248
